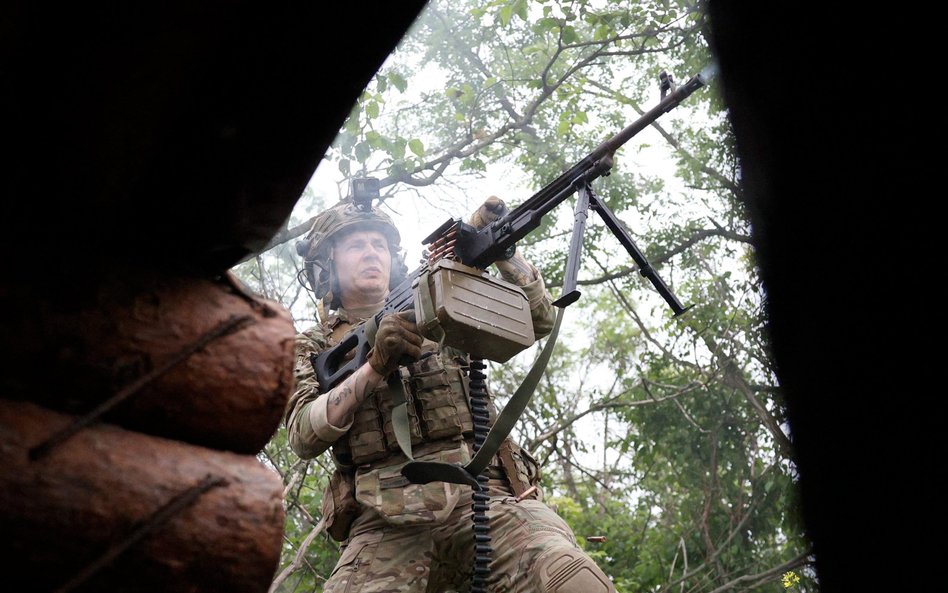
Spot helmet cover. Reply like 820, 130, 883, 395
296, 198, 406, 308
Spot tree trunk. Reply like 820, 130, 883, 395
0, 399, 285, 593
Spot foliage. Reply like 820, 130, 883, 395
237, 1, 816, 591
258, 427, 340, 592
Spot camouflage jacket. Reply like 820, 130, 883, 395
284, 267, 555, 466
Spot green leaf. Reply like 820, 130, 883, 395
354, 141, 370, 163
388, 159, 409, 176
338, 158, 350, 176
337, 131, 356, 152
561, 25, 579, 44
365, 130, 384, 149
391, 137, 406, 160
389, 72, 407, 93
343, 112, 359, 134
557, 120, 571, 136
500, 5, 513, 27
460, 157, 487, 172
365, 101, 380, 119
460, 83, 475, 105
536, 17, 559, 31
594, 24, 612, 41
408, 138, 425, 158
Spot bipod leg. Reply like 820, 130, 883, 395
589, 188, 692, 317
552, 181, 592, 308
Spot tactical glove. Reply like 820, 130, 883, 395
470, 196, 537, 285
468, 195, 508, 230
367, 311, 424, 375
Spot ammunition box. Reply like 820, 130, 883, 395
413, 259, 534, 362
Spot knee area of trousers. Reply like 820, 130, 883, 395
534, 547, 616, 593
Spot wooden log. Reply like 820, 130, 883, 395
0, 399, 286, 593
1, 271, 295, 454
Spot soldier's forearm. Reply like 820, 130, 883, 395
324, 362, 385, 427
494, 250, 538, 286
496, 250, 556, 339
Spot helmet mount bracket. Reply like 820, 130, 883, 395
349, 177, 381, 211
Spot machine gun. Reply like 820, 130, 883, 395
312, 65, 715, 593
312, 63, 716, 396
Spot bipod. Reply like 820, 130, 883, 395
553, 178, 691, 317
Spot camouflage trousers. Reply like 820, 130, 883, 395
322, 481, 616, 593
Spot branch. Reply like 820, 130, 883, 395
414, 6, 630, 189
258, 447, 285, 481
658, 495, 799, 593
587, 250, 701, 372
268, 517, 328, 593
584, 78, 740, 196
556, 453, 616, 503
704, 552, 812, 593
664, 383, 709, 433
698, 332, 794, 461
526, 381, 702, 451
559, 25, 699, 52
544, 226, 751, 290
287, 499, 318, 526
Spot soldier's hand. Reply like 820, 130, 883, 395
468, 196, 508, 230
469, 196, 537, 284
367, 311, 424, 376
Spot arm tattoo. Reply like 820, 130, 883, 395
323, 363, 384, 427
331, 384, 352, 407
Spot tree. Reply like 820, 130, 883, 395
238, 1, 815, 591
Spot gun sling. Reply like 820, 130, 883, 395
399, 306, 565, 487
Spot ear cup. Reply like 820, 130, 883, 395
389, 249, 409, 289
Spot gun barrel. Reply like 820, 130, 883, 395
473, 65, 716, 267
601, 66, 714, 155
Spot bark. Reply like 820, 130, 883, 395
1, 271, 295, 454
0, 399, 285, 593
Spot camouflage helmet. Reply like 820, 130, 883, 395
296, 190, 406, 308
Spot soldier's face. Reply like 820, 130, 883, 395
333, 230, 392, 304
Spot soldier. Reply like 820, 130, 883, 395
285, 191, 617, 593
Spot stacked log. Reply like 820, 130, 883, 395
3, 2, 430, 591
1, 400, 285, 593
3, 272, 295, 454
0, 272, 295, 593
